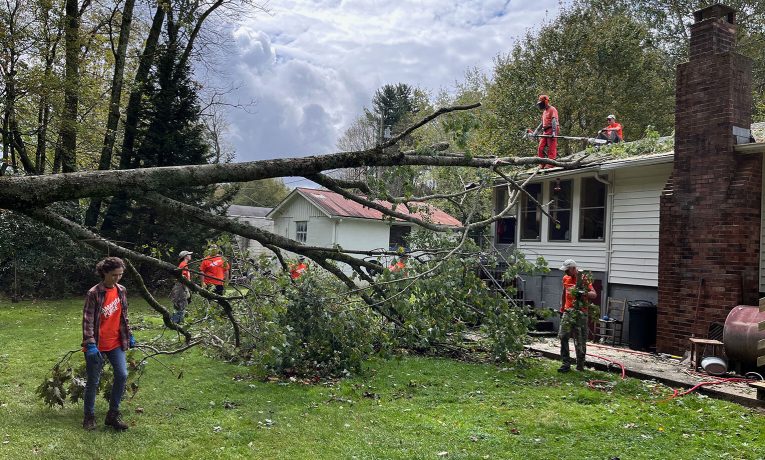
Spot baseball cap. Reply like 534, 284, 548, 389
559, 259, 577, 271
607, 114, 616, 120
179, 250, 193, 258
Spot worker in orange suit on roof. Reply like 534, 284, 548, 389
597, 114, 623, 143
531, 94, 559, 168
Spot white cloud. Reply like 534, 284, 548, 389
224, 0, 561, 162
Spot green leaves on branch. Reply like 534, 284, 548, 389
36, 350, 143, 409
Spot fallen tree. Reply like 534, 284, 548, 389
5, 104, 591, 378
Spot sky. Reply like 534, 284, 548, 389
223, 0, 562, 165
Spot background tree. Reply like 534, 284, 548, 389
474, 2, 675, 158
231, 178, 290, 207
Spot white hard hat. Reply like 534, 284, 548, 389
559, 259, 577, 271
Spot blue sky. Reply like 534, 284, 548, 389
221, 0, 563, 164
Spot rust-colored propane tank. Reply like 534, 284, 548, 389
723, 305, 765, 365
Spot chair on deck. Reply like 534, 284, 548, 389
594, 298, 626, 346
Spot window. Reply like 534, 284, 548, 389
389, 225, 411, 251
580, 177, 606, 241
496, 217, 516, 244
548, 179, 572, 241
495, 187, 516, 244
520, 183, 542, 240
295, 221, 307, 243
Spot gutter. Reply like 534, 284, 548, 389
593, 172, 614, 308
734, 143, 765, 155
492, 152, 675, 186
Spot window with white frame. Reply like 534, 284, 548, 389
579, 177, 606, 241
295, 221, 307, 243
548, 179, 572, 241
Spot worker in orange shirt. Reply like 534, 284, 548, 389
597, 114, 623, 143
557, 259, 597, 373
200, 245, 230, 295
289, 256, 308, 280
388, 254, 408, 273
531, 94, 559, 168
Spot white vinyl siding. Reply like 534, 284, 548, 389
516, 241, 608, 272
609, 163, 671, 286
272, 194, 328, 241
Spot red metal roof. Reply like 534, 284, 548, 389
296, 187, 461, 227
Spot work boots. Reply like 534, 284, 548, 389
557, 363, 571, 373
576, 359, 585, 372
83, 414, 96, 431
105, 410, 129, 430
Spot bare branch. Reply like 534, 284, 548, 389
139, 191, 385, 274
306, 173, 456, 233
16, 207, 242, 346
123, 258, 192, 342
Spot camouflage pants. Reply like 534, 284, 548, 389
170, 282, 190, 323
558, 310, 587, 367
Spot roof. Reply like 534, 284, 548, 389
269, 188, 462, 227
227, 205, 272, 218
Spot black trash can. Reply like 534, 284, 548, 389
628, 300, 657, 351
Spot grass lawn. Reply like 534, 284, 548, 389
0, 298, 762, 460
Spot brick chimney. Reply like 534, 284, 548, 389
657, 4, 761, 354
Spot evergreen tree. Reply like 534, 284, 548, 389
102, 42, 227, 269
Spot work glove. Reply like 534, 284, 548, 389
129, 334, 136, 349
85, 343, 100, 358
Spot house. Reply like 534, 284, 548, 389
491, 148, 674, 313
227, 205, 274, 258
491, 4, 765, 357
267, 187, 461, 266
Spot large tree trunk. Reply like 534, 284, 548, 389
57, 0, 80, 173
84, 0, 136, 227
100, 5, 165, 233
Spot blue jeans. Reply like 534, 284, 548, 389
84, 347, 128, 415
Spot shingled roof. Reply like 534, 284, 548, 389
268, 187, 462, 227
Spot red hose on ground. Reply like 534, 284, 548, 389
584, 353, 627, 390
668, 377, 754, 399
580, 349, 757, 400
586, 353, 626, 379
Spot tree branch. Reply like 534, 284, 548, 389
123, 258, 192, 342
139, 191, 385, 274
306, 173, 456, 233
0, 104, 597, 207
16, 207, 242, 346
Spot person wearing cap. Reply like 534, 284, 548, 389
289, 256, 308, 280
531, 94, 559, 168
388, 254, 409, 273
200, 245, 230, 295
557, 259, 596, 373
597, 114, 623, 143
170, 251, 193, 323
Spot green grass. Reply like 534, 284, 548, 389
0, 298, 763, 460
